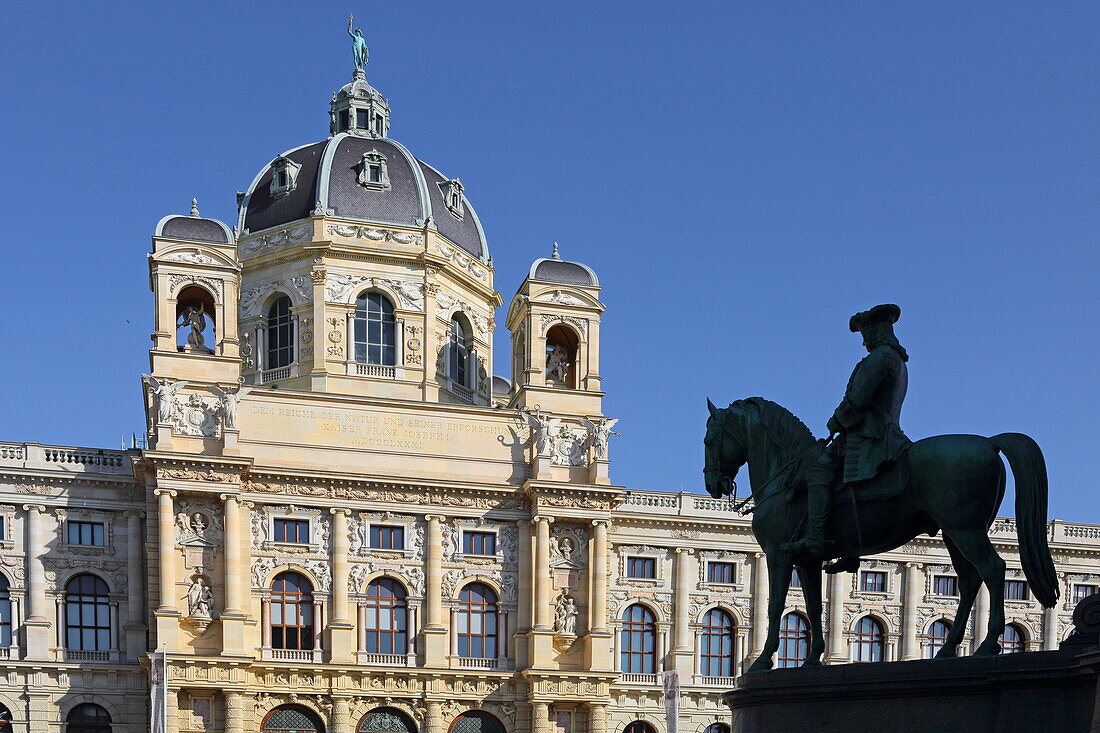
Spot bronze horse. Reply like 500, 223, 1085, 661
703, 397, 1058, 672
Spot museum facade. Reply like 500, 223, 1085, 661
0, 62, 1096, 733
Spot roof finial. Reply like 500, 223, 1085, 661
551, 241, 561, 260
189, 198, 200, 217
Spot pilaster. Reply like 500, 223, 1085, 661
423, 515, 448, 663
220, 493, 246, 655
530, 516, 556, 666
672, 548, 695, 677
749, 552, 769, 667
901, 562, 923, 660
21, 504, 50, 660
826, 571, 848, 663
329, 508, 355, 662
584, 519, 612, 670
124, 510, 147, 657
153, 489, 180, 651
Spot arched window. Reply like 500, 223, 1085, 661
0, 703, 12, 733
271, 572, 314, 651
65, 574, 111, 652
699, 608, 736, 677
852, 616, 885, 663
777, 613, 809, 668
0, 575, 12, 648
1000, 624, 1025, 654
266, 296, 294, 369
364, 578, 408, 655
703, 725, 731, 733
456, 583, 498, 659
354, 292, 396, 366
447, 316, 470, 387
620, 604, 657, 674
622, 723, 656, 733
924, 620, 951, 659
66, 703, 111, 732
175, 285, 216, 354
449, 711, 504, 733
545, 324, 578, 388
262, 705, 324, 732
359, 707, 416, 733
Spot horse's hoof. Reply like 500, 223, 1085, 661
802, 659, 824, 668
746, 659, 773, 674
973, 641, 1001, 656
933, 650, 957, 660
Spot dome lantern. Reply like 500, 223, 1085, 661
330, 69, 391, 139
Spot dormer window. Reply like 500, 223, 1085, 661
358, 150, 390, 191
356, 109, 370, 129
440, 178, 465, 219
339, 110, 351, 132
269, 156, 301, 198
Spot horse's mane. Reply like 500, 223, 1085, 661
728, 397, 818, 459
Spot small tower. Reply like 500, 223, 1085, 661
148, 200, 242, 384
506, 244, 605, 416
330, 69, 391, 138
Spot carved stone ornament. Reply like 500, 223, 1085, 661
435, 240, 488, 280
551, 526, 588, 568
168, 274, 223, 297
540, 314, 587, 338
175, 499, 223, 546
251, 556, 331, 592
326, 224, 423, 246
537, 289, 586, 306
163, 249, 217, 265
172, 393, 220, 438
239, 276, 312, 317
239, 223, 312, 255
159, 466, 236, 483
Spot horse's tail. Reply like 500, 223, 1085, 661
991, 433, 1059, 608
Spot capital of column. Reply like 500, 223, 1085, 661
219, 492, 240, 502
330, 507, 352, 516
425, 514, 445, 523
21, 504, 46, 514
905, 562, 923, 569
122, 509, 146, 519
531, 516, 555, 526
675, 547, 694, 556
154, 489, 178, 498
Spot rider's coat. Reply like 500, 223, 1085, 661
832, 343, 910, 484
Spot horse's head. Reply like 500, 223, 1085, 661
703, 398, 746, 499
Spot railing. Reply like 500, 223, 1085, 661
0, 443, 132, 475
349, 363, 396, 379
622, 493, 678, 509
618, 491, 743, 517
697, 675, 737, 686
691, 496, 740, 512
1063, 525, 1100, 539
0, 444, 25, 461
362, 653, 407, 666
259, 365, 294, 384
457, 656, 498, 669
270, 648, 314, 662
619, 673, 658, 685
43, 448, 127, 470
451, 382, 475, 403
65, 650, 110, 663
0, 647, 11, 660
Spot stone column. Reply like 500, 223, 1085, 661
333, 697, 353, 733
124, 510, 146, 656
423, 515, 448, 663
826, 571, 848, 663
1043, 604, 1059, 650
672, 548, 695, 678
22, 504, 49, 659
534, 517, 553, 629
901, 562, 923, 660
532, 702, 551, 733
588, 703, 608, 733
224, 691, 245, 733
329, 508, 354, 662
973, 585, 990, 650
590, 520, 609, 632
155, 490, 177, 612
221, 493, 246, 655
750, 552, 769, 661
426, 701, 444, 733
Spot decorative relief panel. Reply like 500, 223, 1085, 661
435, 240, 488, 280
251, 556, 331, 592
168, 274, 223, 297
435, 292, 491, 339
240, 276, 312, 317
348, 562, 425, 596
175, 499, 223, 546
239, 223, 312, 255
327, 224, 423, 246
171, 393, 220, 438
441, 567, 517, 604
162, 249, 218, 265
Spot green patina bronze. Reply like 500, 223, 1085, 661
703, 305, 1059, 673
348, 15, 369, 71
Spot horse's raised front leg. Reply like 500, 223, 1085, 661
948, 529, 1007, 656
796, 563, 825, 666
937, 534, 982, 659
747, 550, 793, 673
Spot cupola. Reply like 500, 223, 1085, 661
330, 69, 391, 138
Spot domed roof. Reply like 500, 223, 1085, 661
155, 200, 233, 244
527, 243, 598, 286
491, 375, 512, 397
237, 134, 488, 262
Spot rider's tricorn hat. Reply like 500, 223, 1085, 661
849, 303, 901, 333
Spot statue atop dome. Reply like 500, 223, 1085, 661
348, 15, 369, 73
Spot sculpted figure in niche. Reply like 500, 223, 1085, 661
554, 590, 577, 636
142, 374, 189, 424
187, 576, 213, 618
556, 536, 576, 562
209, 383, 251, 430
179, 304, 209, 350
546, 344, 570, 385
579, 417, 620, 461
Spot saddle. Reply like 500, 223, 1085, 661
835, 451, 910, 504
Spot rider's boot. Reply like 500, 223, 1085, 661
782, 481, 831, 556
824, 556, 861, 574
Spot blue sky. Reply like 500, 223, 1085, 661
0, 2, 1096, 521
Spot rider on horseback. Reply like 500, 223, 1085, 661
784, 303, 912, 563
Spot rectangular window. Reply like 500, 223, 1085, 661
356, 109, 369, 128
463, 531, 496, 556
1004, 580, 1028, 601
66, 521, 105, 546
707, 562, 736, 584
933, 575, 958, 597
626, 557, 656, 579
860, 571, 887, 593
369, 164, 382, 183
339, 110, 350, 132
370, 525, 404, 550
1075, 584, 1098, 604
273, 518, 310, 544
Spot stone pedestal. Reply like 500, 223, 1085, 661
724, 649, 1100, 733
155, 422, 174, 450
588, 459, 610, 485
221, 428, 239, 455
531, 456, 553, 479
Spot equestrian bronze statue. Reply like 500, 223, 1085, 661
703, 304, 1058, 672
